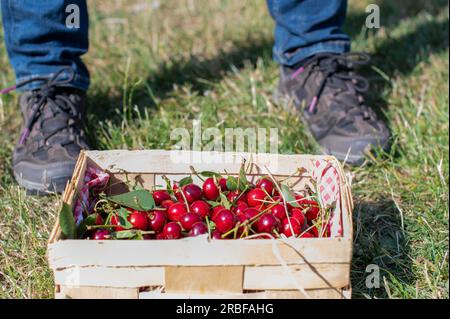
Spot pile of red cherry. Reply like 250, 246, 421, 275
89, 175, 330, 240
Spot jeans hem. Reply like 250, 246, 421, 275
16, 71, 90, 92
274, 40, 351, 66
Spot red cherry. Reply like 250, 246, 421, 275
152, 190, 171, 205
255, 213, 278, 233
236, 213, 248, 223
110, 214, 125, 231
304, 200, 320, 221
227, 190, 247, 204
235, 213, 249, 236
270, 204, 287, 220
286, 194, 304, 210
300, 232, 315, 238
163, 222, 182, 239
291, 208, 306, 227
190, 200, 210, 219
156, 232, 167, 240
180, 213, 202, 231
214, 209, 235, 233
148, 210, 167, 232
129, 211, 149, 231
94, 213, 104, 225
92, 229, 110, 240
256, 177, 274, 195
281, 217, 302, 237
189, 222, 208, 237
202, 178, 220, 200
173, 183, 181, 200
211, 205, 226, 221
247, 188, 267, 207
161, 199, 175, 209
244, 208, 259, 220
218, 178, 228, 191
310, 222, 331, 237
181, 183, 203, 203
211, 229, 223, 239
167, 202, 188, 222
232, 201, 248, 215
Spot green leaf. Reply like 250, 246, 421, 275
111, 229, 139, 239
199, 171, 222, 178
117, 207, 133, 229
226, 176, 238, 191
134, 232, 144, 240
206, 200, 222, 207
132, 184, 145, 191
162, 176, 174, 196
237, 164, 249, 191
179, 176, 193, 187
220, 193, 231, 209
281, 184, 300, 208
107, 189, 155, 211
77, 213, 98, 239
59, 203, 77, 239
207, 219, 216, 230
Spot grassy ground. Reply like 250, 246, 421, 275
0, 0, 448, 299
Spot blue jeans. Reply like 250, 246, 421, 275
1, 0, 349, 92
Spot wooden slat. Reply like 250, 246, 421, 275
139, 288, 348, 299
53, 263, 349, 290
48, 151, 87, 244
48, 237, 352, 268
57, 286, 139, 299
86, 150, 334, 176
165, 266, 244, 294
54, 266, 165, 288
244, 264, 349, 290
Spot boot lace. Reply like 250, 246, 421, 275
291, 52, 375, 121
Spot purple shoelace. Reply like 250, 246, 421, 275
288, 52, 370, 114
0, 68, 75, 144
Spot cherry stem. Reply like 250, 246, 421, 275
231, 185, 249, 206
189, 165, 205, 182
243, 233, 275, 240
177, 186, 191, 213
273, 229, 281, 239
222, 205, 272, 238
205, 215, 212, 240
263, 166, 295, 238
86, 224, 118, 230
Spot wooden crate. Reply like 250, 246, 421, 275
47, 150, 354, 299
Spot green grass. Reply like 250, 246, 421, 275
0, 0, 448, 299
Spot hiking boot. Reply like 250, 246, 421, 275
275, 52, 390, 165
12, 70, 89, 194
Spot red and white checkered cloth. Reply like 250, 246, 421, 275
73, 167, 110, 225
311, 159, 343, 237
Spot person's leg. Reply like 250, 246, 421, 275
1, 1, 91, 194
267, 0, 390, 165
1, 0, 90, 91
267, 0, 350, 66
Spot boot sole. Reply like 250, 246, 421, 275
13, 161, 75, 195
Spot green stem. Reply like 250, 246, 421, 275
189, 165, 205, 182
205, 215, 212, 240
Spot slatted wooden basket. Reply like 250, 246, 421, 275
47, 150, 354, 299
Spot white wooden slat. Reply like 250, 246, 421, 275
48, 238, 352, 269
53, 263, 349, 290
86, 150, 334, 176
139, 289, 347, 299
